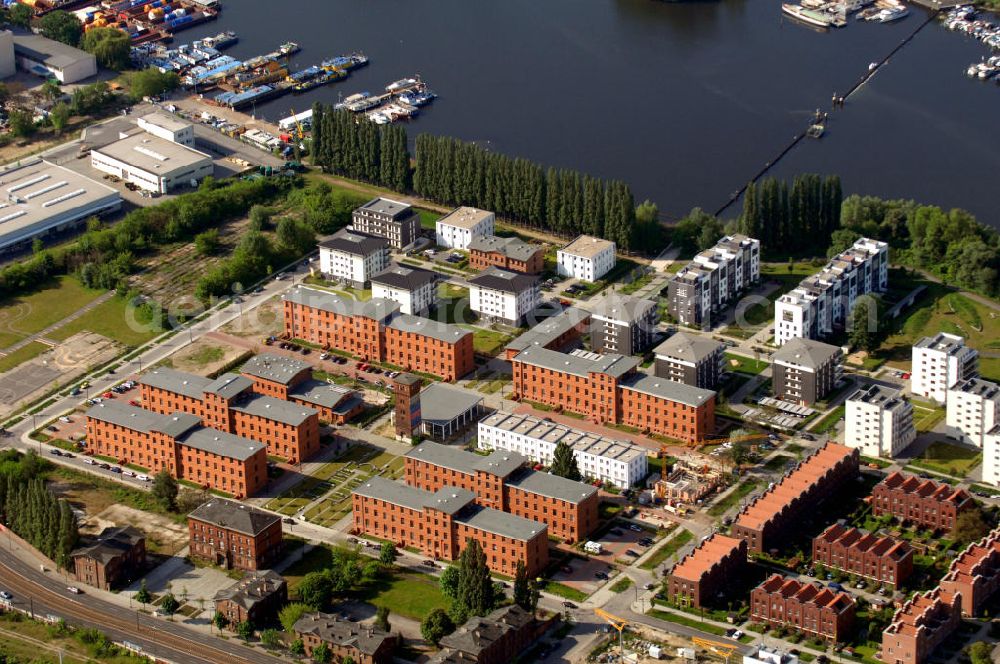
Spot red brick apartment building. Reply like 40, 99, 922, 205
86, 401, 268, 498
352, 477, 549, 577
751, 574, 856, 642
502, 306, 591, 362
283, 286, 474, 381
509, 346, 715, 443
732, 442, 860, 553
71, 526, 145, 591
939, 527, 1000, 616
879, 588, 962, 664
667, 534, 748, 608
188, 499, 283, 571
214, 571, 287, 626
468, 236, 545, 275
871, 472, 973, 533
240, 353, 364, 424
812, 524, 913, 588
139, 367, 320, 464
433, 605, 538, 664
293, 613, 397, 664
404, 441, 598, 543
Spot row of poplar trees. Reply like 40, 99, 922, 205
737, 174, 843, 256
310, 104, 641, 252
0, 474, 78, 569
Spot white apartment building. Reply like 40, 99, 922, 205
370, 264, 438, 316
557, 235, 616, 282
911, 333, 980, 404
468, 267, 540, 326
435, 207, 495, 250
845, 384, 915, 459
477, 411, 648, 489
774, 238, 889, 345
317, 229, 390, 288
983, 425, 1000, 487
945, 378, 1000, 448
666, 234, 761, 328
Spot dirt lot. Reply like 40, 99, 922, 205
79, 504, 189, 557
218, 297, 284, 339
167, 338, 249, 376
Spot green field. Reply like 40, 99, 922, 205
724, 353, 769, 375
640, 528, 693, 570
355, 570, 450, 620
911, 403, 946, 433
811, 405, 846, 434
907, 441, 981, 478
0, 276, 104, 348
48, 295, 162, 347
0, 341, 49, 373
707, 478, 761, 517
540, 580, 588, 602
464, 326, 514, 356
417, 207, 443, 230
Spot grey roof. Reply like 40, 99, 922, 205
230, 394, 316, 426
140, 368, 252, 401
773, 337, 842, 369
468, 235, 542, 262
139, 112, 191, 133
283, 286, 400, 321
418, 383, 484, 424
12, 34, 94, 69
370, 264, 437, 291
653, 332, 724, 363
356, 196, 415, 220
188, 499, 281, 536
511, 346, 638, 379
289, 379, 357, 409
505, 307, 591, 353
71, 526, 143, 564
848, 384, 904, 408
353, 476, 476, 515
92, 132, 211, 176
293, 612, 395, 655
241, 354, 310, 385
455, 504, 546, 542
914, 332, 969, 354
439, 605, 534, 657
478, 412, 645, 464
437, 207, 493, 230
204, 373, 255, 399
620, 372, 716, 407
405, 441, 525, 478
318, 228, 389, 257
506, 469, 598, 504
949, 378, 1000, 400
177, 427, 265, 461
468, 267, 538, 294
85, 400, 201, 437
214, 571, 286, 611
425, 486, 479, 515
387, 314, 471, 344
559, 234, 615, 259
591, 295, 656, 324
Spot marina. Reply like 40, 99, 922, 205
781, 0, 910, 29
944, 5, 1000, 85
74, 0, 222, 45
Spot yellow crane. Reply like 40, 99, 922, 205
661, 430, 770, 455
288, 107, 306, 141
594, 608, 628, 661
691, 636, 739, 664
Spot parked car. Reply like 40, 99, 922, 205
98, 463, 111, 470
594, 571, 609, 580
122, 470, 135, 478
731, 630, 744, 640
0, 591, 12, 600
624, 549, 640, 558
136, 475, 150, 482
110, 467, 123, 474
422, 560, 437, 568
59, 416, 72, 424
644, 583, 656, 590
562, 601, 577, 609
67, 586, 82, 594
828, 582, 844, 592
628, 524, 642, 532
102, 392, 113, 399
82, 458, 96, 465
49, 449, 62, 456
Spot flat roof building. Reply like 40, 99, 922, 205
91, 132, 213, 194
845, 384, 915, 459
137, 112, 195, 147
12, 33, 96, 83
436, 207, 495, 250
667, 234, 760, 329
912, 333, 979, 404
417, 383, 485, 440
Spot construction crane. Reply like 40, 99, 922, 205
691, 637, 739, 664
594, 608, 628, 661
288, 107, 306, 141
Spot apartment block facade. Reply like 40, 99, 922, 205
938, 527, 1000, 616
214, 571, 287, 626
666, 234, 760, 329
772, 338, 843, 406
774, 238, 888, 345
370, 264, 438, 316
71, 526, 145, 591
318, 229, 391, 288
812, 524, 913, 587
590, 295, 658, 357
86, 401, 268, 498
435, 207, 495, 250
556, 235, 616, 282
945, 378, 1000, 448
351, 197, 420, 249
911, 333, 979, 404
653, 332, 726, 390
434, 605, 537, 664
667, 534, 748, 608
880, 589, 962, 664
985, 425, 1000, 488
139, 368, 320, 464
294, 613, 397, 664
871, 472, 973, 533
188, 499, 283, 571
845, 384, 916, 459
468, 267, 540, 326
283, 286, 474, 380
732, 443, 860, 553
751, 574, 856, 642
240, 353, 364, 425
468, 236, 545, 274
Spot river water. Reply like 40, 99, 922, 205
178, 0, 999, 225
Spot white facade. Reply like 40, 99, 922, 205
435, 207, 495, 250
557, 235, 616, 282
945, 378, 1000, 448
983, 426, 1000, 487
371, 280, 437, 315
845, 385, 915, 459
90, 134, 213, 194
12, 34, 96, 84
319, 246, 388, 287
775, 237, 889, 345
469, 281, 539, 326
137, 113, 195, 147
911, 333, 980, 404
477, 411, 648, 489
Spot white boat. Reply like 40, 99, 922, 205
385, 78, 418, 92
878, 6, 909, 22
782, 3, 836, 28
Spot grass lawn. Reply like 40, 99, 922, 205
48, 295, 163, 347
907, 441, 981, 478
707, 478, 761, 517
0, 275, 105, 348
811, 405, 846, 434
912, 404, 946, 433
416, 207, 443, 230
647, 608, 727, 636
355, 570, 450, 620
0, 341, 49, 373
640, 529, 693, 570
725, 353, 769, 375
540, 580, 588, 602
466, 327, 513, 355
609, 577, 633, 593
0, 613, 141, 664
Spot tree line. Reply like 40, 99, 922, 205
0, 450, 78, 568
310, 104, 412, 193
737, 174, 843, 256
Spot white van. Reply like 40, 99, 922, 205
583, 541, 602, 555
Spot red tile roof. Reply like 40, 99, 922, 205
670, 534, 744, 582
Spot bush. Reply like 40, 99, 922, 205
80, 27, 130, 70
128, 68, 180, 101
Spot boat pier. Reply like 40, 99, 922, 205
909, 0, 963, 10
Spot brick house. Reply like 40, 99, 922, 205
188, 499, 282, 571
214, 571, 287, 626
432, 605, 537, 664
294, 612, 398, 664
812, 524, 913, 587
871, 472, 974, 533
71, 526, 145, 590
240, 353, 364, 425
732, 442, 860, 553
879, 588, 962, 664
751, 574, 856, 642
667, 534, 748, 608
938, 527, 1000, 616
468, 236, 545, 275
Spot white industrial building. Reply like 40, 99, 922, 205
91, 132, 213, 194
0, 158, 121, 252
435, 206, 495, 250
477, 411, 648, 489
318, 229, 390, 288
774, 237, 888, 345
137, 113, 195, 147
945, 378, 1000, 448
983, 425, 1000, 487
11, 33, 97, 83
370, 264, 438, 316
844, 384, 915, 459
557, 235, 616, 282
468, 267, 540, 326
911, 333, 979, 404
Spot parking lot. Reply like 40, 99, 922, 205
548, 555, 613, 597
593, 523, 658, 564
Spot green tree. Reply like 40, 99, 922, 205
8, 109, 36, 138
289, 639, 305, 655
41, 79, 62, 102
260, 628, 280, 649
128, 68, 180, 101
550, 441, 581, 481
954, 509, 990, 545
213, 611, 228, 631
967, 641, 992, 664
235, 620, 254, 642
9, 3, 32, 28
38, 11, 83, 47
80, 27, 130, 70
311, 642, 331, 663
276, 217, 315, 255
48, 102, 70, 134
827, 228, 861, 258
279, 603, 311, 634
379, 541, 397, 566
456, 539, 495, 616
374, 606, 390, 632
848, 297, 877, 353
513, 559, 531, 611
135, 579, 152, 607
420, 608, 455, 646
440, 564, 460, 601
298, 571, 333, 609
194, 229, 221, 256
160, 593, 179, 615
151, 470, 178, 511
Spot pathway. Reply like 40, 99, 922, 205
0, 291, 114, 357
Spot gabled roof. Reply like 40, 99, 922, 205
773, 337, 842, 369
214, 571, 286, 610
653, 332, 724, 363
241, 353, 310, 385
468, 266, 538, 294
670, 533, 744, 582
370, 264, 437, 291
71, 526, 143, 564
877, 471, 972, 507
468, 235, 542, 262
319, 228, 390, 257
188, 499, 281, 536
293, 612, 395, 655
